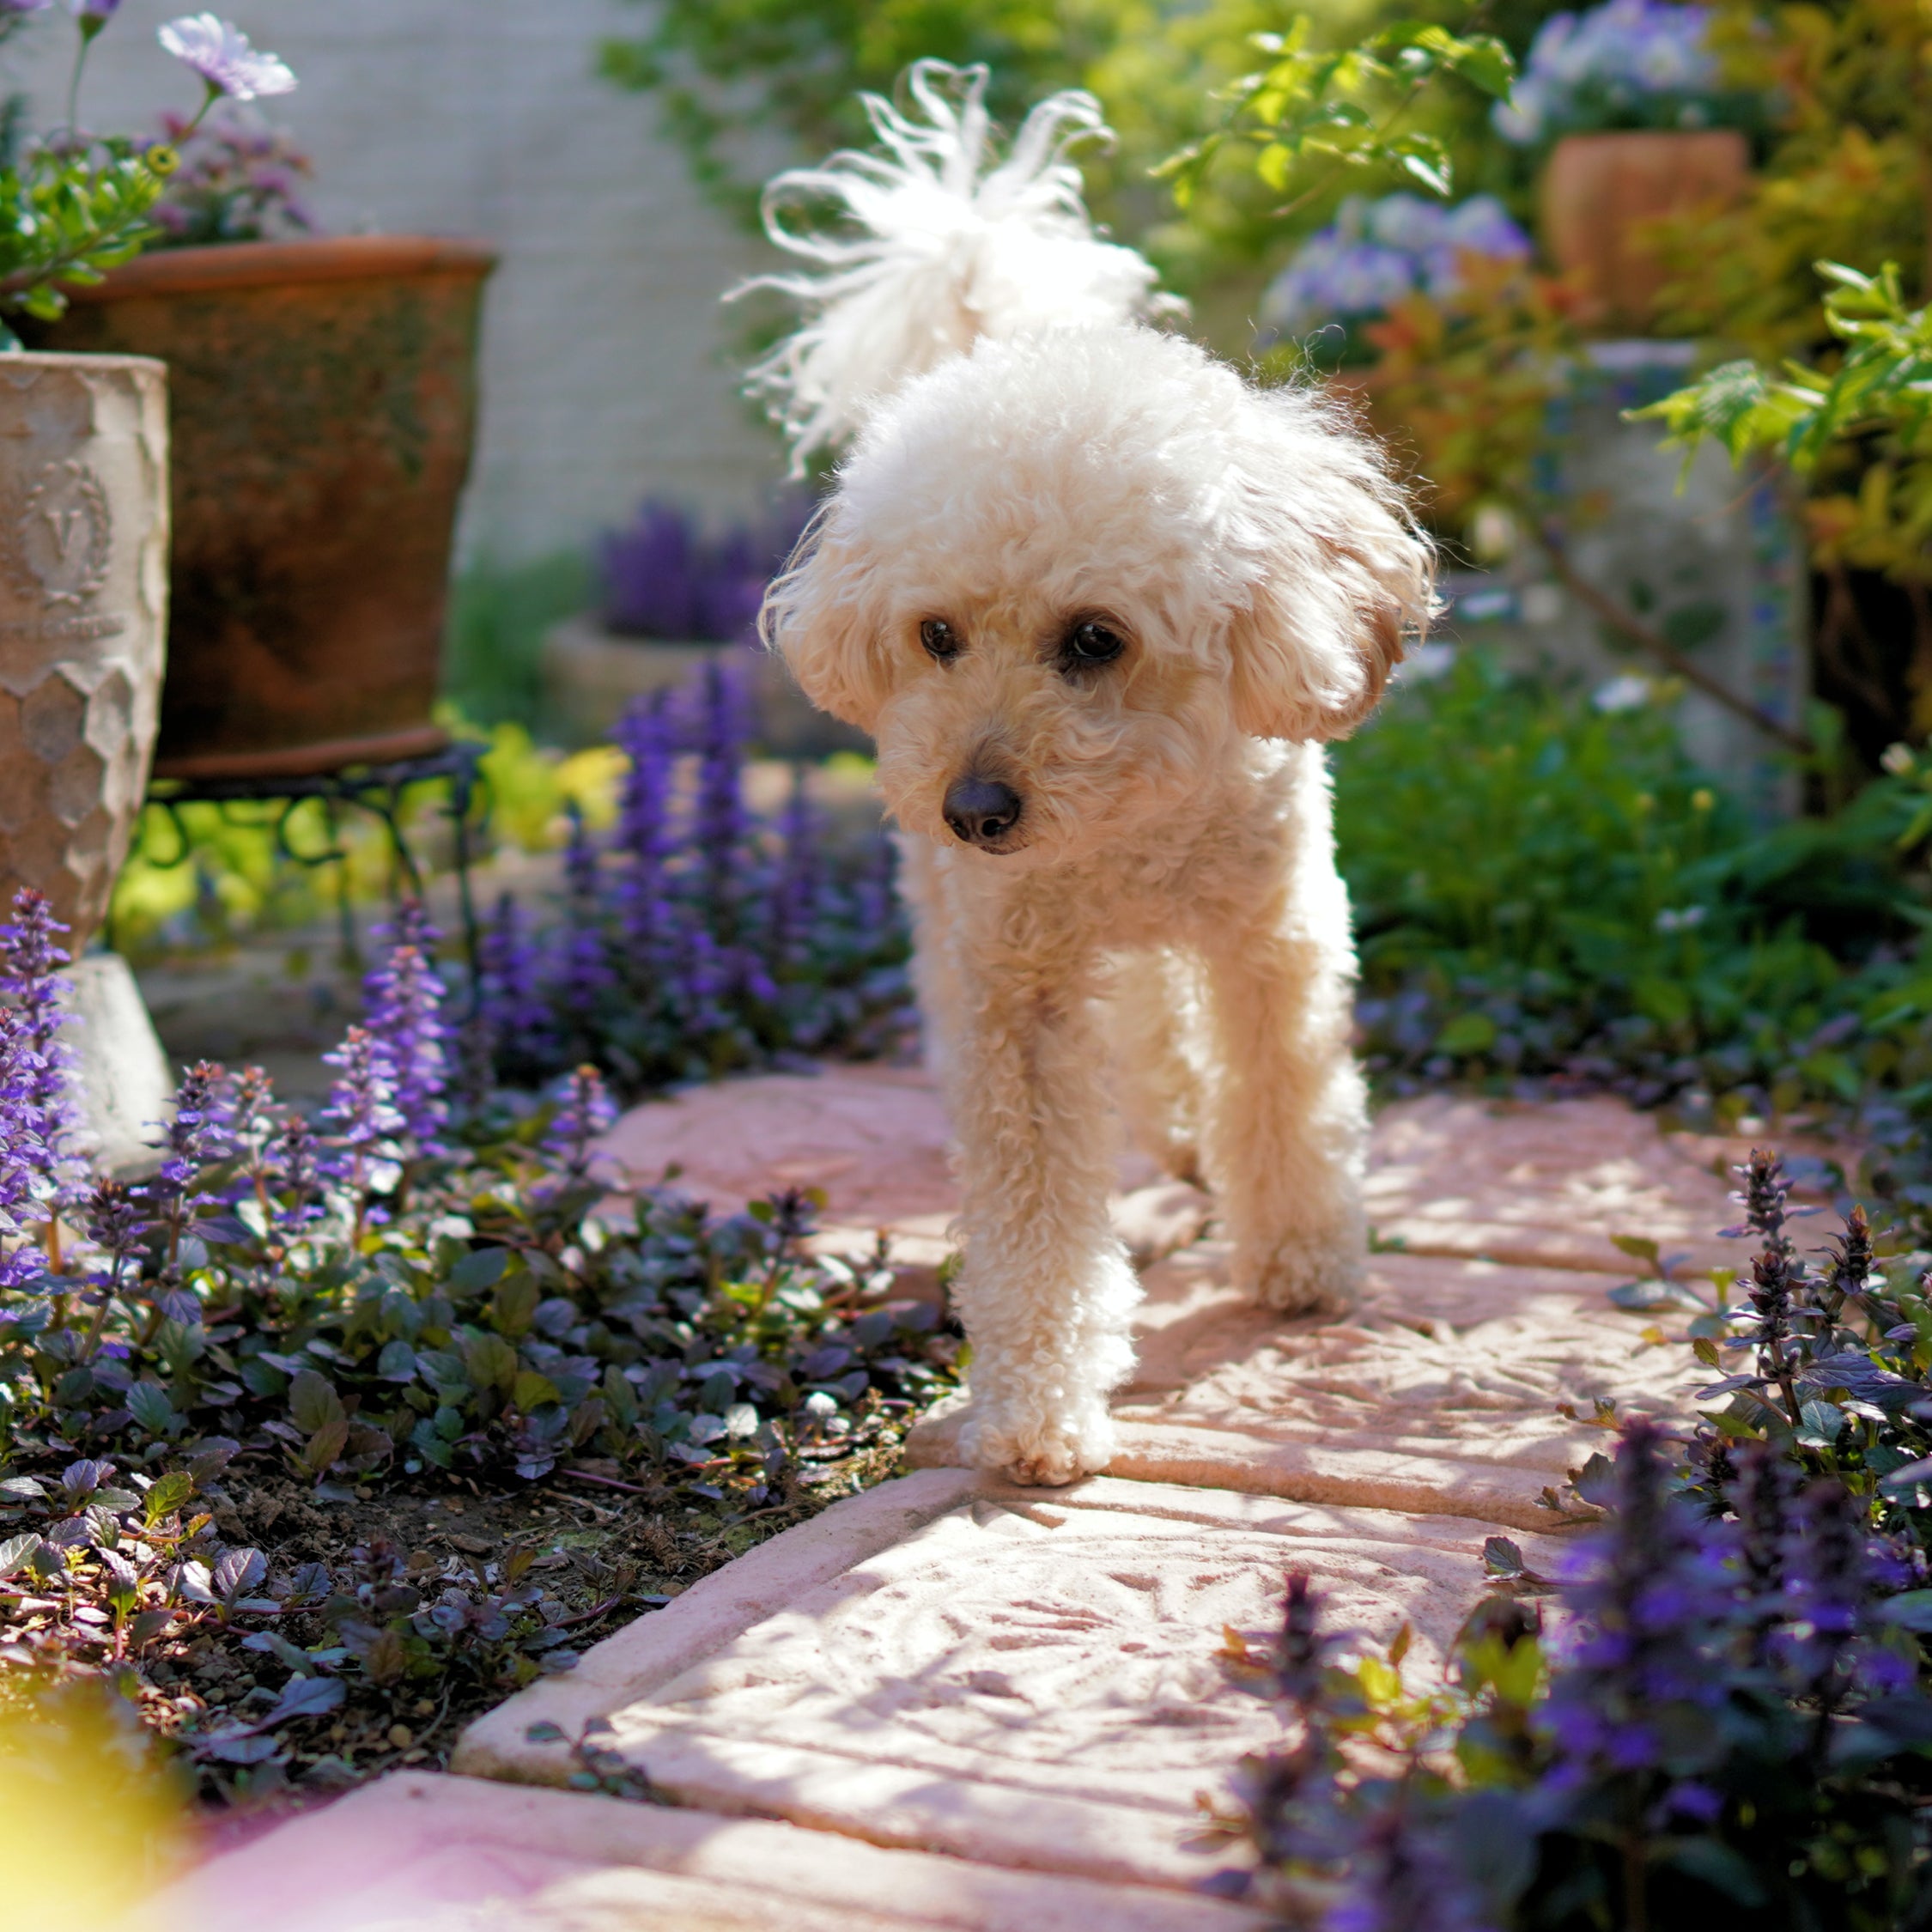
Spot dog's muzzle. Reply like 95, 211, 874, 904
943, 775, 1024, 849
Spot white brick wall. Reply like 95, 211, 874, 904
4, 0, 787, 562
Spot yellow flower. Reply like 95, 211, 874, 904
144, 144, 180, 179
1691, 788, 1715, 812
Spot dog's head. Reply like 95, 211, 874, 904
762, 327, 1433, 864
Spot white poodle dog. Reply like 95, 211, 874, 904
745, 65, 1435, 1487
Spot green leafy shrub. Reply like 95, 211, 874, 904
1334, 653, 1932, 1205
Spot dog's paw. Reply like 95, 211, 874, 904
958, 1403, 1115, 1489
1239, 1236, 1361, 1317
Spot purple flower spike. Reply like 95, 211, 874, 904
362, 902, 448, 1159
543, 1064, 617, 1189
321, 1024, 404, 1215
158, 13, 295, 99
0, 886, 83, 1211
477, 891, 551, 1075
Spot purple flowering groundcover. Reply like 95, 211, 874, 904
0, 812, 954, 1800
1213, 1151, 1932, 1929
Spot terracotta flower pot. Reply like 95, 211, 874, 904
0, 352, 169, 946
1540, 130, 1748, 334
30, 236, 496, 780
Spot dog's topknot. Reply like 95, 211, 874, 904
732, 59, 1176, 474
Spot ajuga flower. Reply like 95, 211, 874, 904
320, 1025, 404, 1221
1730, 1147, 1794, 1256
362, 902, 448, 1158
0, 887, 84, 1213
1325, 1801, 1498, 1932
1728, 1440, 1798, 1664
1777, 1478, 1906, 1704
477, 890, 550, 1072
1542, 1418, 1734, 1781
612, 690, 675, 956
543, 1064, 616, 1188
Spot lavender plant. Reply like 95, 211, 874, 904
148, 102, 314, 246
1491, 0, 1759, 148
1260, 193, 1531, 364
597, 497, 809, 644
0, 886, 957, 1795
473, 664, 912, 1095
1220, 1156, 1932, 1929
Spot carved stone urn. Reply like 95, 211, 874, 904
0, 352, 169, 945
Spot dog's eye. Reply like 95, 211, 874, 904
920, 618, 961, 662
1063, 620, 1125, 667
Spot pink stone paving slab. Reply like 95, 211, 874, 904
457, 1469, 1561, 1892
908, 1242, 1698, 1528
592, 1064, 1205, 1289
1362, 1092, 1753, 1276
597, 1066, 1764, 1285
147, 1768, 1267, 1932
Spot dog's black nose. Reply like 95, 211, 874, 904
944, 775, 1024, 846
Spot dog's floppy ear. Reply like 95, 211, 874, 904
1221, 389, 1435, 743
759, 504, 894, 732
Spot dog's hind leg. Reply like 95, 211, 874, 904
1104, 946, 1212, 1186
943, 920, 1141, 1487
1196, 768, 1368, 1316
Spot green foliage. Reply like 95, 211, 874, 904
1334, 653, 1932, 1180
0, 137, 168, 341
441, 552, 590, 731
1162, 14, 1515, 211
108, 720, 617, 962
0, 1089, 960, 1788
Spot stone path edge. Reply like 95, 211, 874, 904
152, 1767, 1273, 1932
454, 1468, 984, 1785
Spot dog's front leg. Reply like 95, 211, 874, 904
945, 944, 1140, 1488
1199, 854, 1368, 1317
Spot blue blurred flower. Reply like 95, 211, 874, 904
1261, 194, 1531, 345
1495, 0, 1722, 144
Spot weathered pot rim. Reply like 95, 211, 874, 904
1547, 128, 1750, 154
0, 347, 167, 373
59, 234, 498, 303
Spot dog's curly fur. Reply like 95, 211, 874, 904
762, 323, 1433, 1486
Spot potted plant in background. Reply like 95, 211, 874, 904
0, 5, 313, 1164
1495, 0, 1764, 333
27, 10, 496, 781
1257, 191, 1534, 372
543, 495, 864, 755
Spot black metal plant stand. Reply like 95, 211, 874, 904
133, 738, 491, 993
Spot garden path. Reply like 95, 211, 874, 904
150, 1072, 1791, 1932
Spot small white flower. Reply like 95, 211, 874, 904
1593, 673, 1653, 714
1881, 741, 1917, 777
1654, 905, 1708, 933
158, 13, 296, 100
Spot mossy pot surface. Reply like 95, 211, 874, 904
32, 236, 496, 779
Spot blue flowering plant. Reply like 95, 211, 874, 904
1213, 1153, 1932, 1927
0, 883, 957, 1793
475, 661, 911, 1095
0, 4, 295, 340
1492, 0, 1763, 149
598, 497, 810, 645
1261, 191, 1532, 367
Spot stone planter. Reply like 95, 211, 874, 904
541, 613, 868, 757
1540, 130, 1749, 333
28, 236, 496, 780
0, 352, 169, 945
